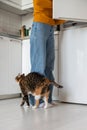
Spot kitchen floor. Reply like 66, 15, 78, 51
0, 98, 87, 130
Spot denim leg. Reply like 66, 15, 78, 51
45, 27, 55, 103
30, 22, 48, 105
28, 94, 35, 106
30, 22, 47, 74
30, 22, 55, 105
45, 69, 54, 103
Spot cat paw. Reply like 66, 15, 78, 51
44, 105, 48, 109
25, 105, 30, 108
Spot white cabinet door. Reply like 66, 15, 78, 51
0, 36, 22, 95
22, 39, 31, 75
59, 27, 87, 104
0, 36, 9, 95
22, 0, 33, 10
53, 0, 87, 22
8, 38, 22, 94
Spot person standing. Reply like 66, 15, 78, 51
29, 0, 65, 106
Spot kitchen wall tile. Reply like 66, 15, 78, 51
0, 9, 22, 36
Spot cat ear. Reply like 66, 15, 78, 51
15, 73, 21, 81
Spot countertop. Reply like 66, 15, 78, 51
0, 31, 59, 40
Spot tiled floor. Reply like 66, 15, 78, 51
0, 98, 87, 130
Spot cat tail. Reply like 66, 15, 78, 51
50, 81, 63, 88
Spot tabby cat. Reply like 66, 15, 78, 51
15, 72, 63, 109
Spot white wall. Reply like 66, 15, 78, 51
22, 13, 33, 29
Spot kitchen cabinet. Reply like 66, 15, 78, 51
0, 0, 33, 14
58, 27, 87, 104
0, 36, 22, 96
10, 0, 21, 5
53, 0, 87, 22
22, 0, 33, 10
0, 0, 21, 9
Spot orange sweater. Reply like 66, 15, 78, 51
33, 0, 65, 25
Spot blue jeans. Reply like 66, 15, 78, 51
30, 22, 55, 105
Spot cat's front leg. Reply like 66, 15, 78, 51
20, 95, 29, 107
20, 98, 25, 106
24, 95, 30, 106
